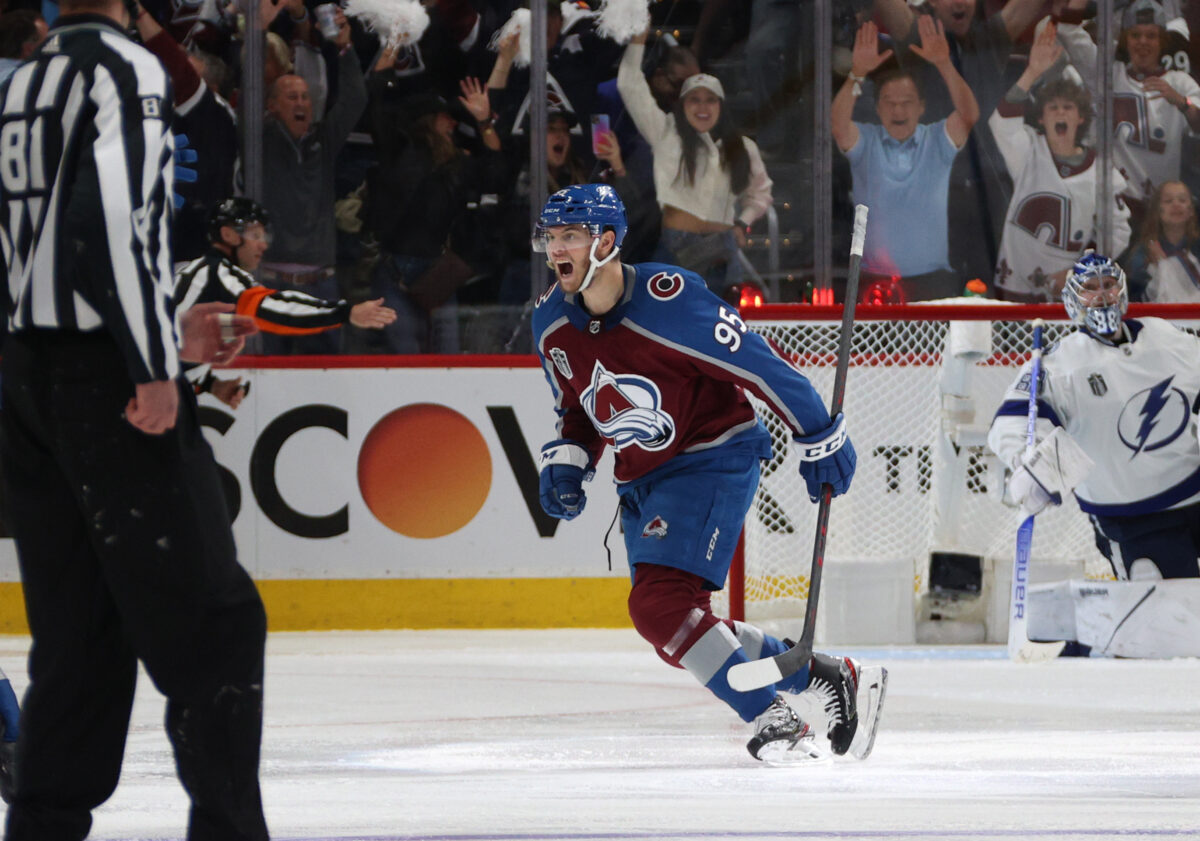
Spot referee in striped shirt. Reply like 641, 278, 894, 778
0, 0, 270, 838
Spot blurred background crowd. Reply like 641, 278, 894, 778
2, 0, 1199, 354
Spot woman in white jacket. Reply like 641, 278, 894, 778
617, 31, 772, 292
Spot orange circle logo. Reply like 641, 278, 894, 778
357, 404, 492, 538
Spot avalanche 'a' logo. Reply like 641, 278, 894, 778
1116, 375, 1191, 457
581, 361, 676, 451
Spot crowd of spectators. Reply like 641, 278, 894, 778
2, 0, 1200, 352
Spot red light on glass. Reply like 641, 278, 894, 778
739, 283, 765, 309
861, 276, 906, 305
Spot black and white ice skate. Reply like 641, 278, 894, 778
805, 654, 888, 760
746, 695, 827, 766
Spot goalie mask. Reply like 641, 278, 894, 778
532, 184, 628, 292
1062, 250, 1128, 336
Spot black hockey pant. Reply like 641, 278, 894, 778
0, 332, 269, 841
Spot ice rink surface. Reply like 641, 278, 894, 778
1, 629, 1198, 841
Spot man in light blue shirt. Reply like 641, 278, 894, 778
832, 16, 979, 301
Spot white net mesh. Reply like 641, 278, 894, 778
719, 310, 1117, 626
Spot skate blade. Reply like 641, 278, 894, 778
757, 736, 831, 767
847, 665, 888, 761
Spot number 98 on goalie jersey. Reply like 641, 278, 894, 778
532, 263, 835, 485
988, 318, 1200, 517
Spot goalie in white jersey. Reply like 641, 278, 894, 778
990, 21, 1130, 302
988, 251, 1200, 657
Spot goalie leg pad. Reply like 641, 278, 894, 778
1029, 579, 1200, 658
1027, 581, 1079, 642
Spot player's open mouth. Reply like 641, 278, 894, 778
557, 261, 574, 278
1054, 121, 1068, 135
551, 142, 566, 156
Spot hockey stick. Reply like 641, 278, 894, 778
727, 204, 868, 693
1008, 319, 1065, 663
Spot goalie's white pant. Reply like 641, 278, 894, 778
1028, 579, 1200, 658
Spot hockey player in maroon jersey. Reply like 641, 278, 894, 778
530, 184, 887, 764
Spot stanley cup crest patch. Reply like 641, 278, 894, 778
549, 347, 573, 380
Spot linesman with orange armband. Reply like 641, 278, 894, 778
175, 198, 397, 405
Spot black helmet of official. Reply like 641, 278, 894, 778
207, 197, 271, 243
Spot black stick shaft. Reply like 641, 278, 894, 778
792, 205, 867, 664
726, 205, 868, 692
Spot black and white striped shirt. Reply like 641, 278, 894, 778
174, 249, 350, 333
0, 14, 178, 383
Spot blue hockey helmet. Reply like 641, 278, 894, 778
1062, 250, 1128, 335
533, 184, 628, 291
533, 184, 628, 251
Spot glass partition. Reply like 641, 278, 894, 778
156, 0, 1197, 354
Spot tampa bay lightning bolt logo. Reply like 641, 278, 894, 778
581, 361, 676, 451
1116, 375, 1191, 457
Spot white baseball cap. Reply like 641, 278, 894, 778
679, 73, 725, 101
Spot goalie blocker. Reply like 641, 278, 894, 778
1006, 427, 1094, 515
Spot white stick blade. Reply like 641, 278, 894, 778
1011, 641, 1067, 663
728, 657, 783, 692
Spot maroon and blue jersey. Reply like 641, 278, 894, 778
532, 262, 833, 484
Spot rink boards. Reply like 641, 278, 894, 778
0, 357, 952, 632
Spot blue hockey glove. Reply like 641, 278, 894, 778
796, 413, 856, 502
0, 673, 19, 804
538, 439, 594, 520
173, 133, 198, 210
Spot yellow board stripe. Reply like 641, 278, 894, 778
0, 578, 634, 634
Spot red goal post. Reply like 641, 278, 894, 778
721, 301, 1200, 642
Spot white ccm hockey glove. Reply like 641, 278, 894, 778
1007, 427, 1094, 515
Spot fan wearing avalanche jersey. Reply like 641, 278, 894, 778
990, 22, 1130, 302
530, 184, 887, 764
988, 252, 1200, 657
1056, 0, 1200, 230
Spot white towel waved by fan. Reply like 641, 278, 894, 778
596, 0, 650, 43
344, 0, 429, 49
487, 0, 647, 66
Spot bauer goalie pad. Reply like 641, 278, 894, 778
1006, 427, 1094, 514
1028, 579, 1200, 659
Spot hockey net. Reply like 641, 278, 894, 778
718, 302, 1200, 636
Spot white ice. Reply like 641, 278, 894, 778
2, 630, 1199, 841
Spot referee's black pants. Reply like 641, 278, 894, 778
0, 332, 269, 841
